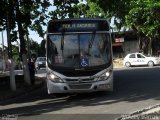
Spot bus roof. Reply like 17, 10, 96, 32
48, 18, 109, 22
47, 18, 110, 33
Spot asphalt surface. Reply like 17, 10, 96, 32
0, 67, 160, 120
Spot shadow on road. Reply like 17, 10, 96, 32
0, 67, 160, 116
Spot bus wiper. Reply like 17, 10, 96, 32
61, 33, 64, 54
89, 31, 96, 48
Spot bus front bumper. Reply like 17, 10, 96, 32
47, 77, 113, 94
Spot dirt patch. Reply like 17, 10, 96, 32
0, 75, 45, 101
113, 58, 124, 68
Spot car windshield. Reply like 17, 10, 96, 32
47, 33, 111, 68
37, 57, 46, 61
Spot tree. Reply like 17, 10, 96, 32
50, 0, 81, 19
72, 1, 90, 18
50, 0, 111, 19
37, 39, 46, 57
86, 1, 107, 18
89, 0, 131, 30
0, 0, 51, 53
0, 0, 51, 86
126, 1, 160, 37
125, 0, 160, 55
89, 0, 160, 55
30, 0, 51, 37
27, 38, 39, 59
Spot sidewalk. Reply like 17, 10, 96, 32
0, 73, 45, 102
116, 104, 160, 120
0, 70, 23, 76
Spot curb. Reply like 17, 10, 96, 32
116, 104, 160, 120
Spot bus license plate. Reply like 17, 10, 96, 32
98, 84, 109, 89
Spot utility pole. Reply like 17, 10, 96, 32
1, 31, 5, 72
26, 28, 30, 58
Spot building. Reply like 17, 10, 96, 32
112, 31, 139, 58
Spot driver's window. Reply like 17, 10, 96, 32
137, 54, 145, 58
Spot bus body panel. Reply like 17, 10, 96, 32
47, 73, 113, 94
46, 18, 114, 94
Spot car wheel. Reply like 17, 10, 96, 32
148, 61, 154, 67
125, 62, 131, 67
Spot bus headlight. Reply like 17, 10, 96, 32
47, 73, 63, 83
97, 71, 111, 81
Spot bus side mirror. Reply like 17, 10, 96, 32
44, 33, 47, 49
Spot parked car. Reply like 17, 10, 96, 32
35, 57, 46, 70
123, 53, 160, 67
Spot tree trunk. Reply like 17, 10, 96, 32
15, 0, 31, 85
6, 2, 16, 91
149, 38, 152, 56
9, 59, 16, 91
22, 54, 31, 85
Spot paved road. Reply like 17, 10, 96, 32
0, 67, 160, 120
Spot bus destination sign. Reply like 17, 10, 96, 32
48, 19, 110, 32
62, 23, 96, 29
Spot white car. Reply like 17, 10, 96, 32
123, 53, 160, 67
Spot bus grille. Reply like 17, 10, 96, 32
65, 78, 94, 83
69, 84, 91, 89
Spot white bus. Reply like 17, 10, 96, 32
46, 18, 114, 94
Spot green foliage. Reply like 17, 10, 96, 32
0, 0, 51, 38
50, 0, 109, 19
126, 0, 160, 38
29, 38, 39, 55
88, 0, 131, 31
86, 0, 108, 18
0, 0, 51, 58
89, 0, 160, 38
38, 39, 46, 57
30, 0, 51, 37
50, 0, 80, 19
12, 44, 19, 62
72, 2, 89, 18
89, 0, 160, 55
10, 31, 18, 42
0, 1, 6, 30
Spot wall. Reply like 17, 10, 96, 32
123, 39, 139, 56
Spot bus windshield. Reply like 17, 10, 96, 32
47, 33, 111, 68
